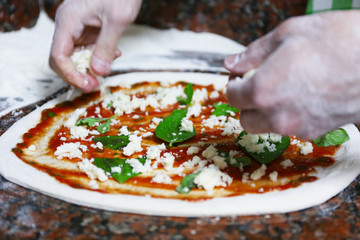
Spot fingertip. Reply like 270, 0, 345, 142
115, 48, 122, 58
65, 71, 98, 92
90, 55, 111, 76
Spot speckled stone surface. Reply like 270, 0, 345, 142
1, 0, 360, 239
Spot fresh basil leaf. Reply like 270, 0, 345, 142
237, 131, 290, 164
211, 103, 239, 116
93, 135, 130, 150
218, 151, 251, 167
48, 111, 56, 117
155, 108, 196, 146
96, 115, 116, 134
177, 83, 193, 105
76, 117, 109, 127
176, 172, 199, 194
94, 157, 146, 183
312, 128, 350, 147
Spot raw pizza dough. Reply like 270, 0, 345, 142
1, 71, 360, 217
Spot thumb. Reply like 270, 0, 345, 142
224, 30, 280, 75
91, 22, 126, 76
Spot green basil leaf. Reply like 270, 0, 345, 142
177, 83, 193, 105
96, 115, 116, 134
155, 108, 196, 146
48, 111, 56, 117
76, 117, 109, 127
312, 128, 350, 147
93, 135, 130, 150
176, 172, 199, 194
211, 103, 239, 116
218, 151, 251, 167
237, 131, 290, 164
94, 157, 146, 183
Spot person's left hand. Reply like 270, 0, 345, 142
224, 10, 360, 139
49, 0, 142, 92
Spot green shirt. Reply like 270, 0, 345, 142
306, 0, 360, 14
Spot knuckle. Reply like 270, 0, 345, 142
275, 17, 299, 40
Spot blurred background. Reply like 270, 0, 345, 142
0, 0, 307, 45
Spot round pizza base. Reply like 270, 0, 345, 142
1, 71, 360, 217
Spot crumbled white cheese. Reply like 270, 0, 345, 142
71, 49, 92, 74
191, 88, 208, 104
54, 142, 84, 159
291, 138, 314, 155
202, 145, 217, 159
186, 146, 200, 155
209, 91, 220, 99
180, 155, 207, 169
300, 142, 313, 155
142, 132, 153, 137
238, 132, 282, 154
194, 164, 233, 195
250, 164, 267, 181
211, 155, 228, 169
96, 141, 103, 150
111, 166, 121, 173
222, 117, 243, 136
125, 158, 152, 174
78, 158, 108, 181
28, 145, 36, 151
280, 159, 294, 169
63, 108, 86, 128
202, 115, 227, 128
269, 171, 278, 182
70, 126, 90, 139
146, 144, 166, 161
160, 152, 175, 171
151, 172, 173, 184
88, 180, 99, 189
151, 117, 163, 125
180, 118, 194, 132
186, 103, 202, 118
123, 134, 143, 156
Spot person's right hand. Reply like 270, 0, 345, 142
224, 10, 360, 139
49, 0, 142, 92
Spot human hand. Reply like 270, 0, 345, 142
49, 0, 142, 92
224, 10, 360, 139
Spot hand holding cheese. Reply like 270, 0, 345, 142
224, 11, 360, 139
49, 0, 142, 92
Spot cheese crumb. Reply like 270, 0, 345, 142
194, 164, 233, 195
280, 159, 294, 169
88, 180, 99, 189
250, 164, 267, 181
123, 134, 143, 156
180, 118, 194, 132
186, 146, 200, 155
269, 171, 278, 182
54, 142, 83, 159
28, 145, 36, 151
78, 158, 108, 181
151, 172, 173, 184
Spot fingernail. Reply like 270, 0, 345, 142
225, 54, 242, 69
225, 55, 236, 68
91, 56, 111, 75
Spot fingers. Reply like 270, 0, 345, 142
50, 4, 99, 92
91, 2, 138, 76
224, 30, 279, 75
239, 109, 302, 137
